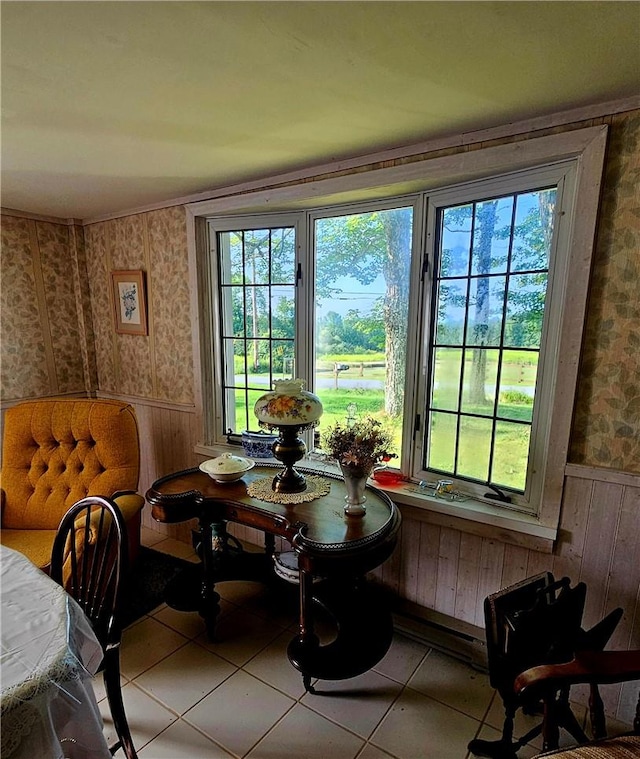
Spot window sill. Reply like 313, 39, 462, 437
195, 444, 557, 553
376, 481, 557, 553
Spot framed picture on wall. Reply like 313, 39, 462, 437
111, 270, 148, 335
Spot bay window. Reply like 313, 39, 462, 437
190, 126, 606, 538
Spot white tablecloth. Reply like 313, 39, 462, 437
1, 545, 111, 759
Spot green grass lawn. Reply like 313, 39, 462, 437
233, 349, 535, 491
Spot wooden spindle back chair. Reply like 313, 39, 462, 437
51, 496, 138, 759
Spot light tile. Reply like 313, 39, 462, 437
470, 723, 539, 758
152, 537, 199, 562
140, 526, 167, 548
221, 580, 299, 629
357, 745, 399, 759
244, 630, 309, 699
99, 681, 178, 753
195, 606, 283, 666
138, 718, 235, 758
408, 649, 494, 720
216, 579, 270, 606
133, 641, 236, 714
371, 688, 479, 759
484, 696, 588, 752
120, 616, 188, 679
91, 671, 127, 704
247, 703, 365, 759
152, 605, 207, 639
373, 632, 430, 684
302, 669, 402, 738
183, 670, 294, 757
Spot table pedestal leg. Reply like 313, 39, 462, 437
199, 519, 222, 640
287, 574, 394, 692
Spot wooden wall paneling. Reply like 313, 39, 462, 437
526, 547, 554, 578
416, 521, 440, 610
435, 527, 461, 617
453, 532, 482, 625
617, 582, 640, 724
606, 485, 640, 650
399, 518, 421, 604
500, 543, 529, 590
580, 481, 624, 631
552, 475, 592, 582
381, 521, 403, 596
474, 539, 506, 628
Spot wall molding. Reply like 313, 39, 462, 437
1, 207, 82, 225
96, 391, 196, 413
564, 463, 640, 488
82, 96, 640, 225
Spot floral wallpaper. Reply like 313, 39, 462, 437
0, 215, 50, 398
147, 206, 194, 404
37, 222, 86, 393
82, 206, 193, 404
1, 111, 638, 474
569, 112, 640, 472
84, 222, 117, 392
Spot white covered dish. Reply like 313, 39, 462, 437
199, 453, 255, 482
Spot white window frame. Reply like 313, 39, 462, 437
413, 163, 576, 514
187, 126, 608, 546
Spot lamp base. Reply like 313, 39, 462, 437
272, 426, 307, 493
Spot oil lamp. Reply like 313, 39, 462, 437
254, 379, 323, 493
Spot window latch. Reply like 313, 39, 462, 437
296, 263, 302, 285
484, 483, 512, 504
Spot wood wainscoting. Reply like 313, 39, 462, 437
130, 398, 638, 725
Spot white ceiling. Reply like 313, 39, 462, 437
2, 1, 639, 221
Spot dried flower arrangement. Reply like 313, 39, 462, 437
323, 417, 395, 473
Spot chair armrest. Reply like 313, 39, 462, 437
515, 650, 640, 696
112, 491, 145, 522
72, 493, 144, 546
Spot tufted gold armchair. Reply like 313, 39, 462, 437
0, 398, 145, 573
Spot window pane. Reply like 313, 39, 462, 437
427, 411, 457, 473
471, 197, 513, 276
432, 348, 462, 412
440, 204, 472, 277
512, 188, 556, 272
505, 273, 547, 348
497, 351, 538, 422
314, 206, 413, 460
461, 348, 498, 415
271, 287, 295, 338
242, 229, 271, 285
217, 226, 296, 434
424, 184, 555, 496
222, 231, 243, 285
491, 421, 531, 491
456, 416, 492, 481
465, 275, 506, 347
223, 286, 246, 338
436, 278, 467, 346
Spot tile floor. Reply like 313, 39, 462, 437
94, 528, 623, 759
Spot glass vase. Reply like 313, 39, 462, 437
339, 463, 370, 516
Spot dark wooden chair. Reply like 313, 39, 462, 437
468, 573, 622, 759
515, 649, 640, 755
51, 496, 138, 759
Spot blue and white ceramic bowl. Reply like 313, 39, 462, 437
241, 430, 278, 458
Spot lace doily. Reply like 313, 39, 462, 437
247, 475, 331, 504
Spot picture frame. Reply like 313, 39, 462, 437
111, 270, 148, 335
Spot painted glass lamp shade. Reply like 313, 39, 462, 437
254, 379, 323, 493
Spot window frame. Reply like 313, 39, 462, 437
412, 163, 576, 514
188, 126, 608, 544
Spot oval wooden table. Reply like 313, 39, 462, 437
146, 464, 401, 691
